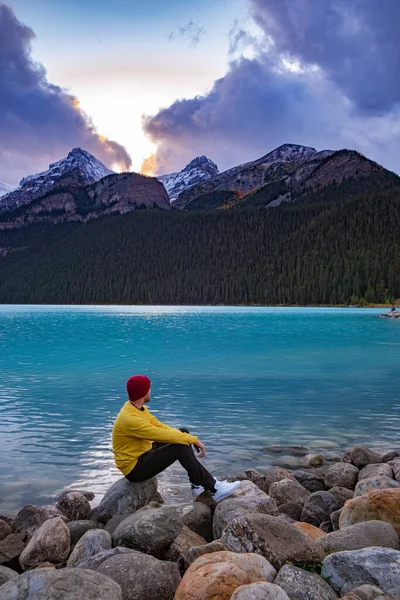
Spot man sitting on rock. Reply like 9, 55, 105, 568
112, 375, 240, 502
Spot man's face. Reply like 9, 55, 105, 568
144, 388, 151, 403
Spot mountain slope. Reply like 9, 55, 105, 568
0, 170, 398, 305
0, 148, 114, 210
0, 181, 14, 198
158, 156, 218, 202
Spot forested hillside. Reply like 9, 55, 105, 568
0, 172, 399, 305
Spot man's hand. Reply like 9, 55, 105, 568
194, 440, 206, 458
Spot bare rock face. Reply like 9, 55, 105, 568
175, 502, 213, 542
245, 468, 296, 494
13, 505, 68, 539
174, 550, 277, 600
0, 565, 18, 587
340, 584, 396, 599
292, 522, 325, 541
300, 491, 340, 527
213, 494, 278, 539
318, 520, 400, 554
354, 476, 400, 497
328, 487, 354, 507
324, 463, 359, 490
56, 489, 95, 502
231, 581, 291, 600
0, 520, 13, 542
292, 470, 326, 493
95, 477, 157, 525
342, 446, 382, 469
56, 491, 91, 521
67, 520, 98, 545
0, 567, 123, 600
166, 525, 206, 566
358, 464, 394, 481
269, 479, 310, 506
0, 534, 25, 568
339, 488, 400, 535
67, 529, 112, 568
19, 517, 70, 571
274, 564, 338, 600
221, 514, 324, 571
184, 540, 226, 567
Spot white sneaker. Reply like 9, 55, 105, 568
211, 480, 241, 503
191, 485, 205, 498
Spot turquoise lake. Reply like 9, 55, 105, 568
0, 305, 399, 513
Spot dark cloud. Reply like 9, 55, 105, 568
0, 4, 131, 184
168, 21, 206, 48
144, 0, 400, 175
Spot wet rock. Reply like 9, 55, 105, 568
358, 464, 394, 480
166, 525, 206, 566
331, 509, 342, 531
246, 468, 296, 494
175, 502, 213, 542
274, 564, 338, 600
321, 547, 400, 597
381, 450, 400, 463
0, 534, 25, 568
0, 567, 123, 600
221, 514, 324, 571
56, 491, 91, 521
184, 540, 226, 566
19, 518, 70, 571
324, 463, 359, 490
13, 505, 67, 539
278, 503, 302, 521
340, 584, 395, 599
0, 520, 13, 542
95, 477, 157, 524
67, 519, 97, 545
318, 520, 399, 553
339, 488, 400, 535
0, 565, 18, 586
264, 445, 309, 456
112, 505, 183, 558
269, 479, 310, 506
231, 582, 291, 600
67, 529, 112, 567
354, 476, 400, 497
300, 491, 340, 527
292, 522, 324, 541
342, 446, 382, 469
56, 489, 95, 502
303, 454, 326, 468
292, 470, 326, 493
328, 487, 354, 507
213, 494, 278, 539
174, 550, 277, 600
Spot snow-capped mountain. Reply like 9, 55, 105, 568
0, 148, 114, 210
0, 181, 14, 198
158, 155, 218, 202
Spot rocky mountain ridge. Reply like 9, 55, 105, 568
0, 181, 14, 198
158, 155, 218, 202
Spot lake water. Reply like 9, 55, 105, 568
0, 305, 399, 513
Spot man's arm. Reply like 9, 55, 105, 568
148, 413, 177, 431
148, 412, 206, 457
124, 418, 199, 446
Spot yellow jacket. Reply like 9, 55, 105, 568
112, 401, 199, 476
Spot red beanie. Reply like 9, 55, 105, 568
126, 375, 151, 402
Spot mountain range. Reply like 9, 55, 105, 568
158, 155, 218, 202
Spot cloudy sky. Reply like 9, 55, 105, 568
1, 0, 400, 184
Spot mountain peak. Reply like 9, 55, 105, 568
158, 155, 219, 202
184, 156, 218, 171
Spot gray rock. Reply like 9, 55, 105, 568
342, 447, 382, 469
91, 549, 181, 600
183, 539, 225, 566
331, 509, 342, 531
67, 519, 97, 545
301, 491, 340, 526
95, 477, 157, 524
19, 517, 70, 571
166, 525, 206, 567
103, 514, 131, 537
274, 564, 338, 599
76, 546, 136, 570
56, 489, 95, 502
264, 445, 309, 456
246, 467, 296, 494
0, 565, 18, 586
213, 494, 278, 538
325, 463, 359, 490
0, 534, 25, 568
56, 491, 91, 521
278, 503, 303, 521
322, 547, 400, 597
221, 514, 324, 570
231, 582, 291, 599
359, 464, 394, 481
303, 454, 326, 468
328, 487, 354, 507
319, 520, 333, 533
382, 450, 400, 463
0, 520, 13, 542
67, 529, 112, 567
0, 567, 123, 600
292, 470, 326, 493
354, 476, 400, 497
112, 506, 183, 558
269, 478, 310, 506
340, 583, 396, 599
389, 459, 400, 481
13, 505, 67, 539
175, 502, 213, 542
318, 521, 399, 553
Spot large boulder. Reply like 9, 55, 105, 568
328, 487, 354, 507
85, 547, 181, 600
175, 502, 213, 542
322, 547, 400, 597
76, 546, 136, 570
67, 520, 97, 545
245, 468, 296, 494
13, 505, 67, 539
274, 564, 338, 600
339, 489, 400, 535
292, 522, 325, 541
213, 495, 278, 539
269, 479, 310, 506
95, 477, 157, 524
174, 550, 277, 600
318, 520, 399, 553
340, 584, 396, 599
166, 525, 206, 566
19, 517, 70, 571
342, 447, 382, 469
0, 567, 122, 600
56, 491, 91, 521
112, 506, 183, 558
300, 491, 340, 526
389, 459, 400, 481
56, 489, 95, 502
184, 540, 226, 566
324, 463, 359, 490
221, 514, 324, 570
354, 476, 400, 497
358, 464, 394, 481
278, 503, 302, 521
0, 534, 25, 568
231, 582, 291, 599
0, 520, 13, 542
292, 470, 326, 493
67, 529, 112, 567
0, 565, 18, 587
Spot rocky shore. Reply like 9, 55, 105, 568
0, 445, 400, 599
380, 309, 400, 319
